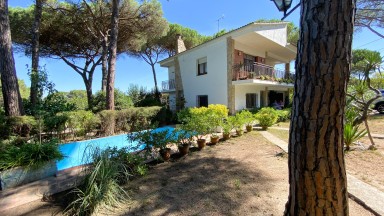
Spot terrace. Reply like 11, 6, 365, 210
232, 62, 294, 83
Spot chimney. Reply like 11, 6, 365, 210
176, 34, 186, 54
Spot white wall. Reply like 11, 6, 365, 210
178, 38, 228, 108
168, 66, 175, 80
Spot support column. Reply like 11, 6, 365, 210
174, 58, 184, 111
285, 62, 290, 79
263, 87, 268, 107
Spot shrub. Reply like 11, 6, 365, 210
232, 112, 247, 131
7, 116, 37, 138
92, 90, 133, 113
255, 107, 279, 130
66, 110, 99, 138
98, 110, 116, 136
0, 139, 64, 171
344, 123, 367, 151
275, 108, 291, 122
220, 116, 235, 134
115, 106, 162, 133
177, 108, 192, 124
237, 110, 255, 126
65, 147, 129, 216
43, 112, 69, 137
184, 107, 210, 140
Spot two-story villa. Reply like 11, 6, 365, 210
159, 22, 297, 114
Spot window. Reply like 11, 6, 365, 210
246, 93, 258, 109
197, 57, 207, 75
197, 95, 208, 107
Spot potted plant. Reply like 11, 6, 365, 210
233, 112, 246, 136
206, 105, 227, 145
240, 110, 255, 132
127, 125, 175, 161
220, 116, 235, 140
186, 107, 210, 150
255, 107, 279, 130
173, 128, 194, 156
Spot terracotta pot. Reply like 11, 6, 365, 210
261, 126, 268, 131
210, 136, 220, 145
223, 133, 231, 140
197, 139, 206, 150
246, 125, 253, 132
236, 129, 244, 136
178, 144, 190, 156
159, 148, 171, 161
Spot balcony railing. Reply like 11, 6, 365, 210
162, 79, 176, 91
232, 62, 294, 83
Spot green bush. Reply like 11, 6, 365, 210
43, 113, 69, 137
66, 110, 99, 138
7, 116, 37, 138
255, 107, 279, 130
114, 106, 162, 133
237, 110, 255, 126
98, 110, 116, 136
92, 90, 133, 113
0, 139, 64, 171
275, 108, 291, 122
344, 123, 367, 151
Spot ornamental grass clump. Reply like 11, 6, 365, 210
344, 123, 367, 151
65, 147, 130, 216
255, 107, 279, 130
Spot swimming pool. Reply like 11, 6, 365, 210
56, 126, 175, 171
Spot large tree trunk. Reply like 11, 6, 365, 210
150, 63, 161, 103
29, 0, 43, 109
0, 0, 24, 116
106, 0, 119, 110
101, 36, 108, 92
284, 1, 355, 215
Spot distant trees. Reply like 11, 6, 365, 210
0, 0, 24, 116
29, 0, 44, 109
347, 49, 383, 149
355, 0, 384, 38
9, 0, 166, 110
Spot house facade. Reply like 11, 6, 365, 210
159, 22, 297, 114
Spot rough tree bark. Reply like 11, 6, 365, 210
0, 0, 24, 116
29, 0, 43, 108
106, 0, 119, 110
284, 0, 356, 215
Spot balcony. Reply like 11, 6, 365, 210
232, 62, 294, 83
161, 79, 176, 92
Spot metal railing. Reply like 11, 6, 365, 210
161, 79, 176, 91
232, 62, 294, 82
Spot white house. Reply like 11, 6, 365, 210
159, 22, 297, 114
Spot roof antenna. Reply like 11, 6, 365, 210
216, 14, 225, 34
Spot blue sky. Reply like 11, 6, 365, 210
8, 0, 384, 93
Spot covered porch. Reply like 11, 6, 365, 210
232, 81, 293, 112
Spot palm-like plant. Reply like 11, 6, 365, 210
344, 123, 368, 151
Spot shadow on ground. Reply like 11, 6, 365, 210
119, 146, 277, 216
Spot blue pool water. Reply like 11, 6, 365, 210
56, 126, 175, 171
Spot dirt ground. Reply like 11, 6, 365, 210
270, 114, 384, 193
2, 132, 376, 216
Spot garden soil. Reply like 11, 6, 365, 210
1, 132, 375, 216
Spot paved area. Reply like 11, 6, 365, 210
0, 166, 85, 213
260, 130, 384, 216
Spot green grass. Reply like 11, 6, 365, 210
268, 129, 289, 142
